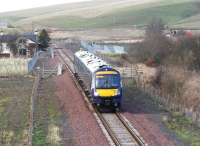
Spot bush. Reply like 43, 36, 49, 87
127, 18, 172, 65
168, 36, 200, 70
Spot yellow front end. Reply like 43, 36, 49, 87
96, 89, 118, 97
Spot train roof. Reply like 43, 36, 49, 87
75, 50, 109, 73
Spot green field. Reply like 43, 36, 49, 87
0, 0, 200, 29
39, 1, 200, 29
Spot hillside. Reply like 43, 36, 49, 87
0, 0, 200, 29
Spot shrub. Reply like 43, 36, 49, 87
168, 36, 200, 70
127, 18, 173, 65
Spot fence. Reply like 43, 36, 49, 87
28, 51, 41, 72
0, 58, 29, 76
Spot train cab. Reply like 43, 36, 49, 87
92, 66, 122, 108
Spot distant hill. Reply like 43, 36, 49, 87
0, 0, 199, 29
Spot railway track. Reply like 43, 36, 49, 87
57, 49, 147, 146
97, 111, 146, 146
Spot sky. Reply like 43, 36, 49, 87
0, 0, 92, 12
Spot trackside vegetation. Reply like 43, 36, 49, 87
0, 77, 34, 145
165, 112, 200, 146
32, 78, 73, 146
124, 17, 200, 146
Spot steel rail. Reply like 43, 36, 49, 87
116, 112, 146, 146
96, 110, 122, 146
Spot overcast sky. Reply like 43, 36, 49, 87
0, 0, 92, 12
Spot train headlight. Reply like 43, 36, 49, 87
94, 91, 99, 96
117, 89, 121, 95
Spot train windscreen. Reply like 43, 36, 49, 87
95, 74, 120, 89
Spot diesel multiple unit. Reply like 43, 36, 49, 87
74, 50, 122, 108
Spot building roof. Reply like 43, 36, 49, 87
22, 32, 37, 42
26, 39, 36, 45
0, 32, 38, 44
0, 35, 17, 42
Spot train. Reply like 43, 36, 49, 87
74, 50, 122, 109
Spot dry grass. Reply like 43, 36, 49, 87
136, 63, 161, 84
50, 28, 145, 40
0, 58, 29, 76
182, 73, 200, 109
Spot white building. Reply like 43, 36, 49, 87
0, 43, 12, 57
1, 43, 10, 54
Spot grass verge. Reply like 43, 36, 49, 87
32, 78, 73, 146
164, 112, 200, 146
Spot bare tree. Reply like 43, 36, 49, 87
145, 17, 165, 39
141, 18, 172, 65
